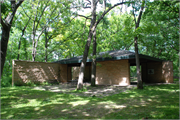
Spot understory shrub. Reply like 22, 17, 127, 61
1, 75, 12, 87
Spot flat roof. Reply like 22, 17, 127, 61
55, 50, 163, 64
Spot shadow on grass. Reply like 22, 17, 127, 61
102, 84, 179, 119
1, 84, 179, 119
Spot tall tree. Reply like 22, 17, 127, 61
1, 0, 24, 75
21, 0, 72, 61
131, 0, 145, 89
77, 0, 97, 89
31, 0, 50, 61
77, 0, 128, 90
91, 27, 97, 86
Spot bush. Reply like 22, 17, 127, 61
1, 75, 12, 87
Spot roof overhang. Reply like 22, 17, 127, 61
54, 50, 164, 64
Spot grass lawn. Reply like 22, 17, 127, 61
1, 83, 179, 119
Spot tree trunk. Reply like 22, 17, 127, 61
32, 39, 36, 61
77, 0, 97, 90
1, 0, 24, 75
91, 29, 97, 86
76, 1, 127, 89
45, 28, 48, 62
77, 33, 93, 89
17, 38, 21, 60
45, 45, 48, 62
134, 36, 143, 89
32, 19, 36, 61
24, 39, 28, 60
132, 0, 145, 89
1, 26, 11, 75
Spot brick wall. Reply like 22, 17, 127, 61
13, 60, 173, 86
96, 60, 130, 85
59, 64, 68, 83
12, 60, 60, 85
162, 61, 173, 83
141, 61, 173, 83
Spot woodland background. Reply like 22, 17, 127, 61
1, 0, 179, 87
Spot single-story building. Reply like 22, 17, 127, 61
12, 50, 173, 86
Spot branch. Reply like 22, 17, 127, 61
136, 0, 145, 28
96, 0, 101, 5
11, 0, 16, 11
132, 8, 137, 24
74, 13, 91, 19
21, 6, 32, 19
170, 45, 179, 52
103, 0, 106, 12
81, 18, 88, 41
35, 0, 50, 31
40, 15, 76, 41
95, 1, 127, 28
22, 17, 31, 32
4, 0, 24, 25
15, 0, 24, 9
48, 6, 58, 19
85, 0, 91, 7
86, 0, 91, 4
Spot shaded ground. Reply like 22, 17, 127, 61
33, 83, 136, 98
1, 83, 179, 119
33, 82, 173, 98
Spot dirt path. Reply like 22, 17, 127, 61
33, 83, 173, 98
33, 83, 136, 98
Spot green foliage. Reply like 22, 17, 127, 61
55, 17, 90, 58
96, 63, 102, 67
130, 66, 137, 77
95, 12, 135, 53
140, 0, 179, 75
1, 60, 13, 87
1, 1, 11, 17
2, 0, 179, 82
1, 75, 12, 87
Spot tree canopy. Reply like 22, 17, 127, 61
1, 0, 179, 87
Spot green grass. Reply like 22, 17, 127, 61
1, 84, 179, 119
130, 77, 137, 82
174, 78, 179, 82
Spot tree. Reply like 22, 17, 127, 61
77, 0, 128, 90
19, 0, 72, 61
1, 0, 24, 75
131, 0, 145, 89
91, 26, 97, 86
77, 0, 97, 89
141, 0, 179, 77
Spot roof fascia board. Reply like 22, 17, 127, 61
139, 54, 163, 62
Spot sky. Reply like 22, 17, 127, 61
77, 0, 154, 15
77, 0, 132, 15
